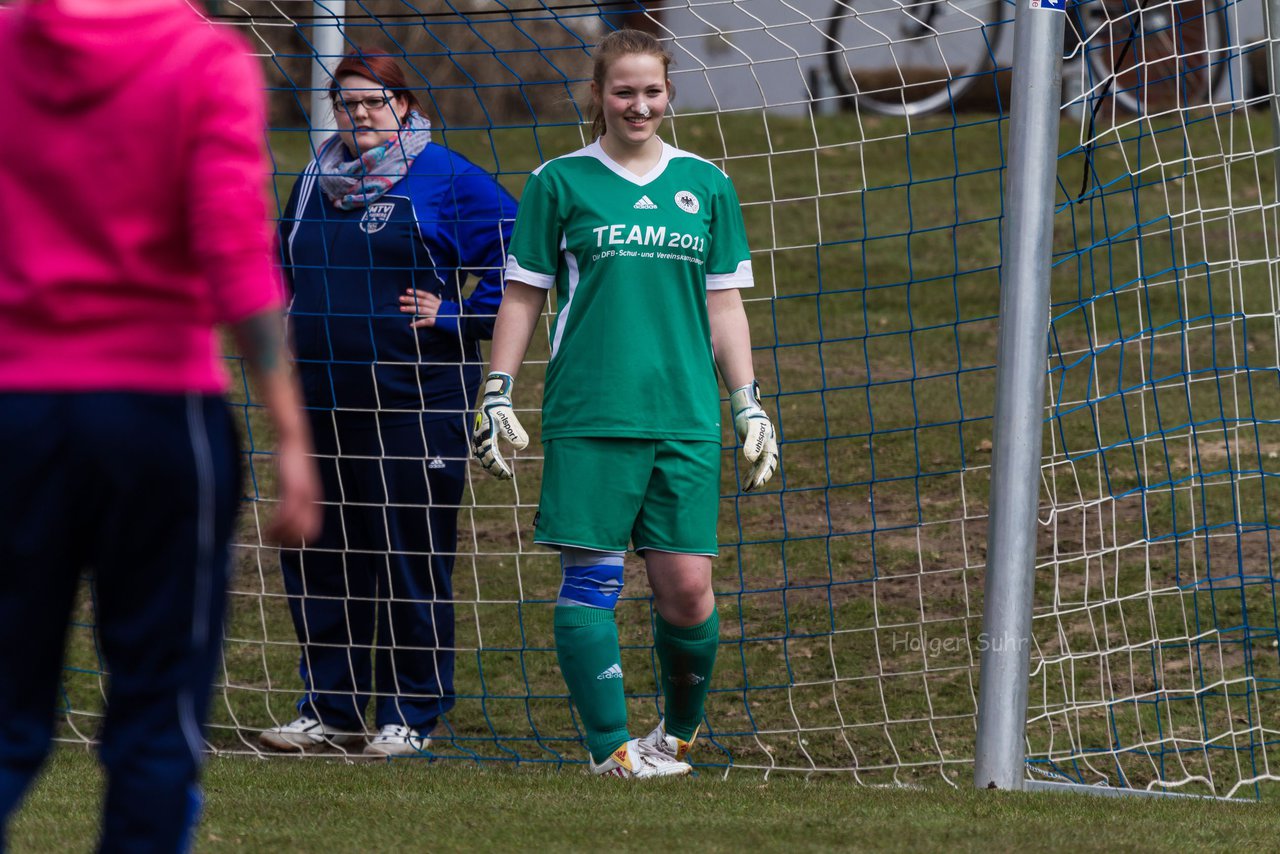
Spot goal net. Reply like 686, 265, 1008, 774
46, 0, 1280, 796
1031, 0, 1278, 797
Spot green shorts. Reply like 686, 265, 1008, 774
535, 437, 720, 555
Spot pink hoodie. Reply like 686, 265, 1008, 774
0, 0, 283, 393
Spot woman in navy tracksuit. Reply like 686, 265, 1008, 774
260, 53, 517, 755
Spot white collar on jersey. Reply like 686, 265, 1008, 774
586, 139, 675, 186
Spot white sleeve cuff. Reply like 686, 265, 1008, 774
504, 256, 555, 290
706, 259, 753, 291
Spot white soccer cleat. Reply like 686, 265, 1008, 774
363, 724, 431, 757
589, 737, 692, 779
640, 719, 698, 763
258, 715, 365, 752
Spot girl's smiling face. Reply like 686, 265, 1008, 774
594, 53, 669, 149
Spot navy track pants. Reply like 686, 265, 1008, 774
0, 392, 239, 853
280, 410, 467, 733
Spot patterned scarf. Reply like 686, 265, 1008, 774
317, 111, 432, 210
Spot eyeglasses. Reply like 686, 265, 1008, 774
333, 95, 394, 113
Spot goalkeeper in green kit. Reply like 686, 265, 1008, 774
472, 28, 778, 778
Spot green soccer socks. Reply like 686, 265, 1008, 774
554, 605, 631, 763
654, 609, 719, 742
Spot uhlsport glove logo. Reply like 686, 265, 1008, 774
471, 372, 528, 479
729, 380, 779, 492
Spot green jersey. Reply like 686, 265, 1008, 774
504, 140, 753, 441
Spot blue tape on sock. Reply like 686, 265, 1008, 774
558, 548, 625, 610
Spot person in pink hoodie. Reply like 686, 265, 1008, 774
0, 0, 322, 850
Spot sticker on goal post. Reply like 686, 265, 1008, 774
1028, 0, 1065, 10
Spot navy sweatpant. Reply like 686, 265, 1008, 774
280, 410, 467, 733
0, 393, 239, 854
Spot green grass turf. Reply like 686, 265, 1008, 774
7, 747, 1273, 853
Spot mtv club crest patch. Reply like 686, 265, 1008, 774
674, 190, 700, 214
360, 201, 396, 234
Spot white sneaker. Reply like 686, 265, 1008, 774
641, 719, 698, 762
589, 737, 692, 779
363, 724, 430, 757
258, 716, 365, 752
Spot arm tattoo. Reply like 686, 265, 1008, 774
233, 311, 286, 375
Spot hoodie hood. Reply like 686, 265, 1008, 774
0, 0, 284, 396
9, 0, 191, 111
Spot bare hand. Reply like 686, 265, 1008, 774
266, 435, 322, 546
400, 288, 443, 329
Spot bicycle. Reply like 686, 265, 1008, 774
822, 0, 1228, 117
822, 0, 1009, 116
1071, 0, 1226, 115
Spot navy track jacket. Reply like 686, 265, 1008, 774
279, 143, 518, 418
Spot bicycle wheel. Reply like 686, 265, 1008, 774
1079, 0, 1225, 115
824, 0, 1008, 117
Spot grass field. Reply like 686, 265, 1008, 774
47, 98, 1280, 810
8, 747, 1276, 852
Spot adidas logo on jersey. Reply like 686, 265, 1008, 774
428, 458, 446, 470
597, 663, 624, 680
633, 195, 658, 210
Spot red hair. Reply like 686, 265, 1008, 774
329, 53, 424, 114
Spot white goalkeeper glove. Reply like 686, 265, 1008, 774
730, 380, 779, 492
472, 371, 528, 479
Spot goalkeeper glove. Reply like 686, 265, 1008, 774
730, 380, 778, 492
472, 371, 529, 479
